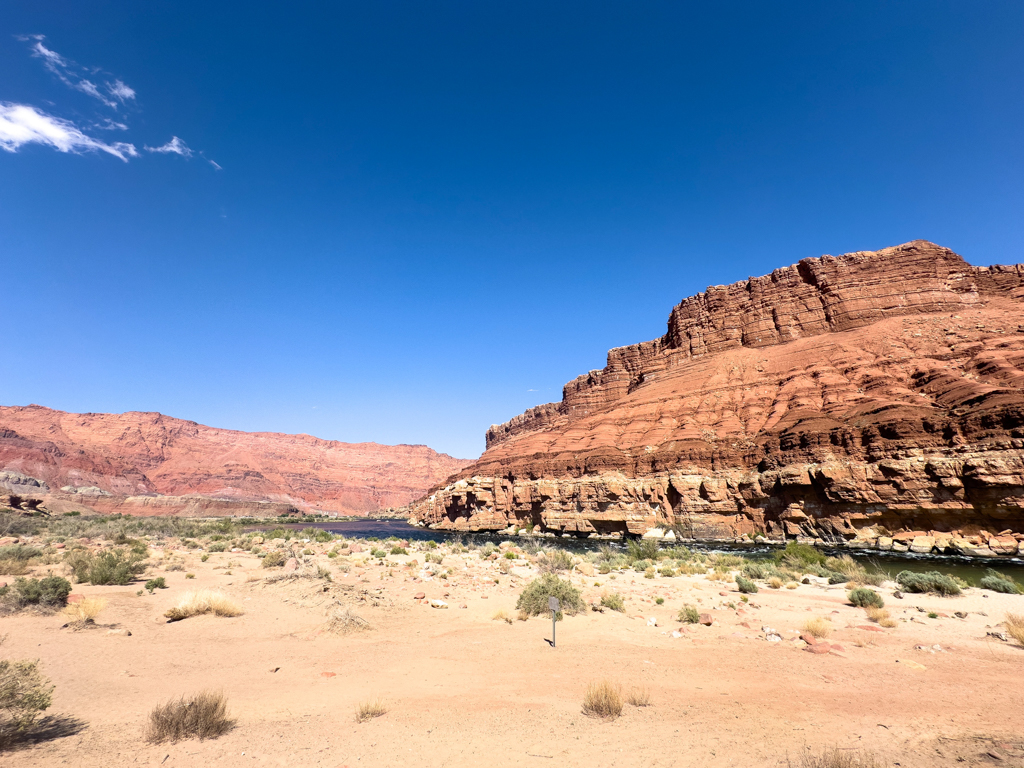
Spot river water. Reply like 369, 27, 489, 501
250, 519, 1024, 584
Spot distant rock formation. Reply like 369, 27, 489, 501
403, 241, 1024, 552
0, 406, 469, 517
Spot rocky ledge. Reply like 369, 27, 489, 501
402, 241, 1024, 552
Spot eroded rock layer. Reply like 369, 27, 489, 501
404, 242, 1024, 547
0, 406, 469, 517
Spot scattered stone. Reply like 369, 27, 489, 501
987, 631, 1009, 642
106, 629, 132, 637
647, 617, 658, 627
429, 600, 448, 609
857, 625, 884, 632
800, 632, 818, 645
67, 594, 84, 604
413, 592, 426, 600
284, 558, 299, 572
806, 643, 831, 654
698, 613, 713, 626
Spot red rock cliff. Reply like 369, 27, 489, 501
407, 241, 1024, 551
0, 406, 470, 517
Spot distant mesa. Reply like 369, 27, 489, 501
401, 241, 1024, 550
0, 405, 470, 517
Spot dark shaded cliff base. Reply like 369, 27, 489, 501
403, 242, 1024, 548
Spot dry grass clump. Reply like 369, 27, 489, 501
582, 680, 623, 719
355, 698, 387, 723
793, 747, 883, 767
62, 597, 107, 626
767, 576, 783, 589
516, 608, 530, 622
625, 686, 651, 707
864, 606, 897, 628
1005, 613, 1024, 646
706, 568, 733, 582
145, 690, 233, 743
802, 617, 832, 639
164, 590, 242, 622
785, 581, 799, 589
491, 609, 513, 624
325, 606, 370, 634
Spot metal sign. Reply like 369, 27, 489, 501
548, 597, 560, 612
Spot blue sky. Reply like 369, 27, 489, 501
2, 2, 1023, 459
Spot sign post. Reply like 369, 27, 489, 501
548, 596, 560, 648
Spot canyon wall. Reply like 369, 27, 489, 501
0, 406, 469, 517
405, 241, 1024, 551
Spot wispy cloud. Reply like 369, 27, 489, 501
0, 102, 137, 161
145, 136, 192, 157
26, 37, 136, 110
208, 159, 223, 170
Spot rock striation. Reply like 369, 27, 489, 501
0, 406, 469, 517
403, 242, 1024, 553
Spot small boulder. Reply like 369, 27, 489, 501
429, 600, 448, 609
284, 558, 299, 572
413, 592, 426, 600
698, 613, 713, 626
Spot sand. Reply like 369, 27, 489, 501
2, 541, 1024, 767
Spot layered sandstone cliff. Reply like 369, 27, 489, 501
404, 241, 1024, 552
0, 406, 469, 517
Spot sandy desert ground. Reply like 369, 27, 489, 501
2, 533, 1024, 768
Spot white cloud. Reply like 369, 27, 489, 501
28, 38, 134, 110
107, 80, 135, 103
93, 118, 129, 131
0, 102, 137, 161
208, 159, 222, 170
145, 136, 192, 157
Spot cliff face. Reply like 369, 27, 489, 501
406, 242, 1024, 550
0, 406, 469, 517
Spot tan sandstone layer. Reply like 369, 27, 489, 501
0, 406, 469, 516
403, 241, 1024, 553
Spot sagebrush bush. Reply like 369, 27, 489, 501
536, 549, 573, 574
3, 576, 72, 609
626, 539, 661, 563
678, 604, 700, 624
848, 587, 884, 608
582, 680, 622, 719
145, 577, 167, 593
736, 576, 758, 594
896, 570, 961, 596
979, 569, 1022, 594
66, 548, 147, 585
146, 690, 233, 742
0, 545, 42, 562
516, 574, 585, 620
0, 659, 53, 748
776, 541, 825, 568
600, 592, 625, 612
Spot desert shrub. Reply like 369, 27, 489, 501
678, 604, 700, 624
655, 596, 664, 605
355, 698, 387, 723
865, 606, 897, 628
516, 574, 585, 620
625, 686, 651, 707
0, 559, 28, 576
776, 541, 826, 569
185, 573, 195, 580
389, 546, 408, 556
825, 555, 868, 583
261, 551, 286, 568
164, 590, 243, 622
207, 542, 227, 553
848, 587, 884, 608
0, 545, 42, 562
325, 606, 370, 634
600, 592, 625, 612
632, 559, 652, 573
536, 549, 573, 574
5, 576, 72, 609
582, 680, 622, 719
742, 561, 781, 580
644, 566, 656, 579
895, 570, 961, 596
66, 548, 147, 585
491, 609, 512, 624
736, 576, 758, 594
1005, 613, 1024, 647
327, 550, 338, 559
0, 659, 53, 747
795, 748, 883, 768
979, 569, 1022, 594
707, 553, 745, 569
62, 597, 106, 625
424, 552, 444, 564
658, 566, 676, 577
626, 539, 661, 563
767, 577, 783, 589
802, 617, 832, 639
145, 690, 233, 742
370, 548, 387, 559
706, 568, 733, 582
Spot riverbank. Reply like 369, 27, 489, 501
2, 525, 1023, 767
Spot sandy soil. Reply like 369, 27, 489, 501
3, 540, 1024, 768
